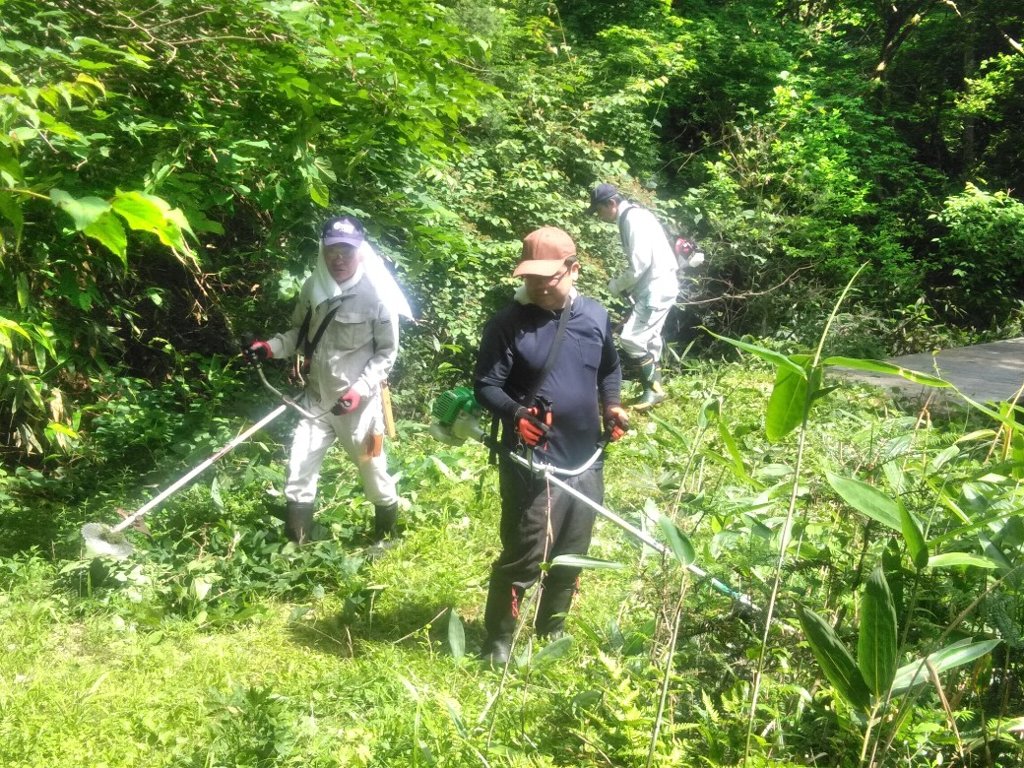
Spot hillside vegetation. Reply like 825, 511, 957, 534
2, 1, 1024, 766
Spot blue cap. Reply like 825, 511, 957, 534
586, 183, 619, 214
321, 215, 365, 247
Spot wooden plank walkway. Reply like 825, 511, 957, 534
832, 337, 1024, 404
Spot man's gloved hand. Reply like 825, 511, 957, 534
604, 405, 630, 442
687, 251, 705, 268
515, 406, 551, 447
242, 339, 272, 364
331, 388, 361, 415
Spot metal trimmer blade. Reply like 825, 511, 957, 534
81, 522, 134, 559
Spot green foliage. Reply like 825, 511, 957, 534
930, 183, 1024, 325
0, 0, 494, 462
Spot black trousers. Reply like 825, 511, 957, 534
492, 457, 603, 591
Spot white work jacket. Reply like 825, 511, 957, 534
268, 275, 398, 410
608, 202, 679, 305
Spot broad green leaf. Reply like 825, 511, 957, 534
890, 638, 1001, 695
703, 329, 807, 378
927, 552, 1000, 570
45, 422, 79, 443
821, 357, 952, 388
0, 318, 33, 343
50, 188, 110, 231
112, 190, 191, 252
658, 515, 695, 566
797, 605, 872, 712
858, 566, 898, 696
447, 608, 465, 661
826, 472, 902, 531
0, 190, 23, 246
524, 635, 572, 669
899, 503, 929, 570
550, 554, 625, 571
84, 210, 127, 263
766, 363, 809, 442
16, 273, 29, 309
309, 178, 330, 208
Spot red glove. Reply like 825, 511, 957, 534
604, 405, 630, 442
331, 388, 362, 415
515, 406, 551, 447
242, 340, 272, 364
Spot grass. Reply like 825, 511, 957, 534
1, 359, 1021, 766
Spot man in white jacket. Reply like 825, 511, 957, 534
588, 183, 678, 409
244, 216, 402, 545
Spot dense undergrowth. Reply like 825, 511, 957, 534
2, 356, 1022, 767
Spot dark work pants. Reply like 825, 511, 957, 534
490, 456, 602, 598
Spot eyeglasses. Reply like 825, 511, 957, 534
524, 267, 571, 283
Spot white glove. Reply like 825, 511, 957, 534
687, 251, 705, 268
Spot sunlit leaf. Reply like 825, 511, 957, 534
766, 363, 809, 442
447, 608, 465, 661
703, 329, 807, 378
826, 472, 901, 531
822, 356, 952, 388
927, 552, 1000, 570
899, 503, 928, 570
550, 554, 625, 570
50, 188, 110, 231
890, 638, 1001, 695
192, 577, 213, 601
524, 635, 572, 669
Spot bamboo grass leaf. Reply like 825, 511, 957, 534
826, 472, 902, 531
550, 554, 626, 570
770, 362, 823, 442
899, 502, 929, 570
447, 608, 465, 661
821, 356, 952, 387
703, 329, 807, 378
658, 515, 695, 566
797, 605, 872, 712
858, 566, 898, 696
927, 552, 1000, 569
890, 638, 1002, 695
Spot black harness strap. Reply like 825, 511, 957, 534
298, 297, 345, 372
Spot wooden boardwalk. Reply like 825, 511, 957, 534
832, 337, 1024, 404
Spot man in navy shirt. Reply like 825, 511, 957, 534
474, 226, 628, 666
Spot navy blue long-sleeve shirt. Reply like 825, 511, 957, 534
474, 294, 622, 469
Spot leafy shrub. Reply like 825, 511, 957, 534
929, 183, 1024, 327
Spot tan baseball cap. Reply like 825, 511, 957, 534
512, 226, 577, 277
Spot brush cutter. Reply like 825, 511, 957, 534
81, 363, 317, 559
429, 387, 756, 612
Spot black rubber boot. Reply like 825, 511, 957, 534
285, 501, 316, 544
480, 579, 522, 668
373, 502, 399, 542
634, 355, 667, 410
535, 576, 577, 639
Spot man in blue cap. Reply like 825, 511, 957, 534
243, 215, 402, 545
588, 183, 678, 409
